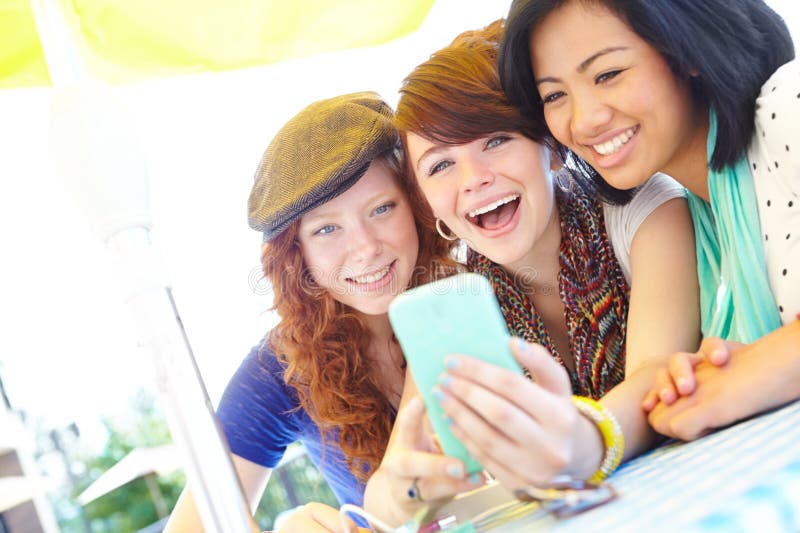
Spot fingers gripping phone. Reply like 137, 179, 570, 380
389, 272, 524, 474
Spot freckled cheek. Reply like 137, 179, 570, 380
304, 263, 328, 289
388, 211, 419, 256
402, 214, 420, 252
303, 251, 343, 290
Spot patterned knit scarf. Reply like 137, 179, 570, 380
468, 187, 629, 399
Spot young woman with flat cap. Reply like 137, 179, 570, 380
164, 92, 461, 533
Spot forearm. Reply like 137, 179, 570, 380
567, 365, 660, 481
361, 372, 419, 527
751, 318, 800, 407
163, 488, 206, 533
600, 364, 662, 462
164, 455, 268, 533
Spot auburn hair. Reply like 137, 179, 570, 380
397, 20, 550, 149
260, 151, 457, 481
395, 19, 612, 210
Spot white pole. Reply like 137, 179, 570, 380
28, 0, 87, 85
33, 2, 257, 529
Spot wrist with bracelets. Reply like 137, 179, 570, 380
571, 395, 625, 483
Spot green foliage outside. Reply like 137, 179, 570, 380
64, 391, 183, 532
56, 389, 338, 532
255, 451, 339, 531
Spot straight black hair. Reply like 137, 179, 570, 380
500, 0, 794, 178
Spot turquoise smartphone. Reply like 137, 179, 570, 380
388, 272, 524, 474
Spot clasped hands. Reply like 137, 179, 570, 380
641, 334, 793, 441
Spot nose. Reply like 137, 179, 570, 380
349, 221, 383, 262
570, 93, 613, 140
459, 153, 494, 194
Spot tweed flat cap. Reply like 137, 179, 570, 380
248, 91, 398, 241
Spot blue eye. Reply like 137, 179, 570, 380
314, 224, 336, 236
429, 160, 453, 176
486, 135, 510, 149
374, 202, 395, 215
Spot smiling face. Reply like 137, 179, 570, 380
297, 159, 419, 316
529, 1, 705, 190
406, 131, 556, 269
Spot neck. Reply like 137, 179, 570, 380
359, 311, 404, 408
360, 311, 393, 342
665, 106, 711, 201
359, 312, 400, 363
502, 200, 562, 294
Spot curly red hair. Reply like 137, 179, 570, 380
261, 151, 457, 481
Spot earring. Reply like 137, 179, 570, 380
553, 167, 574, 194
435, 218, 459, 241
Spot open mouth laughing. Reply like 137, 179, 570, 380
466, 194, 521, 231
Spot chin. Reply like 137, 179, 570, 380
355, 307, 387, 317
349, 297, 394, 317
479, 249, 526, 269
603, 169, 650, 191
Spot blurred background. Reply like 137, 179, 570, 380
0, 0, 797, 531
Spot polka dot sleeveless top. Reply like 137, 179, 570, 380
747, 59, 800, 324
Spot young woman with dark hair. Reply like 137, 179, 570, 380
164, 92, 458, 533
362, 21, 700, 526
500, 0, 800, 441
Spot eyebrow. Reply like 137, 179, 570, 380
535, 46, 629, 85
300, 211, 331, 225
301, 191, 394, 225
415, 145, 447, 174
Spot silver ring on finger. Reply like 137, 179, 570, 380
407, 477, 424, 502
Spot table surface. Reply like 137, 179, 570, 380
428, 399, 800, 532
485, 399, 800, 532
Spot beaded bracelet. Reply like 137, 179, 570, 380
572, 396, 625, 483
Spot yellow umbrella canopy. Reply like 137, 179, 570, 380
1, 0, 49, 87
0, 0, 434, 87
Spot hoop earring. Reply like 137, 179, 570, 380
435, 218, 458, 241
553, 167, 574, 194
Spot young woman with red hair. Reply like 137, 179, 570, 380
164, 92, 459, 532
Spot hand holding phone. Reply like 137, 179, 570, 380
389, 272, 524, 474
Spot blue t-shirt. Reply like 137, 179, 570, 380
216, 339, 369, 506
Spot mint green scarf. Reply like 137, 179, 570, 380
686, 110, 781, 343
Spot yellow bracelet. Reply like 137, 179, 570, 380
572, 395, 624, 483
